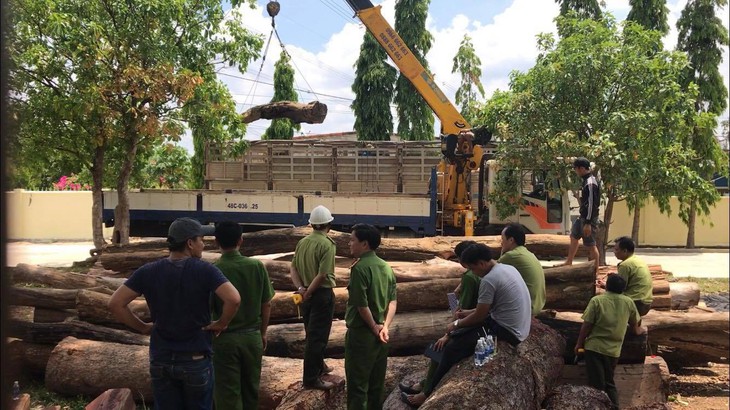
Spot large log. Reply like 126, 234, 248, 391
669, 282, 700, 310
33, 308, 77, 323
544, 385, 613, 410
383, 319, 565, 410
541, 309, 729, 360
6, 338, 54, 378
241, 100, 328, 124
557, 356, 670, 409
45, 337, 429, 409
9, 319, 150, 346
9, 263, 124, 289
267, 311, 452, 359
76, 289, 150, 326
10, 287, 78, 310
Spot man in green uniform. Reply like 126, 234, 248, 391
499, 223, 546, 316
576, 274, 644, 409
290, 205, 338, 390
398, 240, 480, 397
345, 223, 397, 410
212, 221, 274, 410
599, 236, 653, 316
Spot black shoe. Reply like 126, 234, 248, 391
303, 379, 334, 391
398, 381, 422, 395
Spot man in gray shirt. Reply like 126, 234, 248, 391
401, 243, 532, 407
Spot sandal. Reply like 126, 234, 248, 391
400, 392, 424, 408
398, 381, 422, 395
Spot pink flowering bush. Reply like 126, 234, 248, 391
53, 174, 91, 191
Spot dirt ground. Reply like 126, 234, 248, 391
662, 349, 730, 410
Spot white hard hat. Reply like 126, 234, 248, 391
309, 205, 334, 225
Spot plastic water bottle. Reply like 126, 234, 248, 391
484, 335, 495, 364
474, 338, 486, 367
12, 381, 20, 400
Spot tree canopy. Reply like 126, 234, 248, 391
264, 51, 300, 140
394, 0, 435, 140
452, 34, 485, 124
478, 15, 716, 258
351, 31, 397, 141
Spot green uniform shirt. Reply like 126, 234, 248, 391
459, 270, 481, 310
345, 251, 397, 329
291, 230, 337, 288
582, 292, 640, 358
617, 255, 653, 304
499, 246, 546, 315
213, 251, 275, 331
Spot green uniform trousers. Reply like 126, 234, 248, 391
212, 331, 263, 410
585, 349, 620, 409
345, 327, 389, 410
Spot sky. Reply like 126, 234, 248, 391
178, 0, 730, 152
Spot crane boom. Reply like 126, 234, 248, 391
345, 0, 469, 136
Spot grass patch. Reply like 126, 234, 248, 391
667, 274, 729, 294
22, 380, 89, 410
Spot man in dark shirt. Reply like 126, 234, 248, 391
108, 217, 241, 409
564, 157, 600, 271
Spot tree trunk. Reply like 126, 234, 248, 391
669, 282, 700, 310
6, 338, 55, 379
241, 100, 328, 124
540, 309, 729, 360
631, 203, 640, 246
544, 385, 613, 410
33, 308, 77, 323
10, 287, 78, 310
9, 319, 150, 346
686, 202, 696, 249
598, 197, 615, 266
8, 264, 124, 290
112, 131, 139, 246
383, 319, 565, 410
45, 337, 429, 408
91, 144, 107, 250
76, 290, 150, 325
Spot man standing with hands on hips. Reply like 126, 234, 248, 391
290, 205, 338, 390
345, 223, 397, 410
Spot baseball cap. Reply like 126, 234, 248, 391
167, 217, 215, 243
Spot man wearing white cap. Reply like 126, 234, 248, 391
109, 217, 241, 409
290, 205, 337, 390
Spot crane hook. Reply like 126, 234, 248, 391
266, 1, 280, 18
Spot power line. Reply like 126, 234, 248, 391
219, 71, 354, 102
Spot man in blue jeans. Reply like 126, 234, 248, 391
109, 217, 241, 409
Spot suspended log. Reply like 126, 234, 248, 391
540, 309, 729, 360
8, 263, 124, 290
9, 319, 149, 346
241, 100, 328, 124
45, 337, 430, 408
383, 319, 565, 410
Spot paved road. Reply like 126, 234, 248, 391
4, 241, 729, 278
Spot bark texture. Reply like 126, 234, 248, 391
241, 101, 328, 124
544, 385, 613, 410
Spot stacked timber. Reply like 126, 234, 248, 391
597, 265, 701, 311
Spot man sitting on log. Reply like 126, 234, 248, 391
576, 274, 644, 409
290, 205, 338, 390
499, 223, 546, 316
597, 236, 653, 316
211, 221, 275, 409
345, 223, 398, 410
401, 243, 532, 407
399, 240, 481, 398
108, 217, 241, 409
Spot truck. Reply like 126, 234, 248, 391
102, 0, 572, 237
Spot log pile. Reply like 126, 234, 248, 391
597, 264, 701, 311
6, 229, 723, 409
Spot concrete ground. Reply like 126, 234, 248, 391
4, 240, 729, 278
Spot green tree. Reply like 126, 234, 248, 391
138, 143, 192, 189
263, 51, 299, 140
394, 0, 435, 141
478, 15, 714, 264
7, 0, 262, 245
625, 0, 670, 243
351, 31, 397, 141
676, 0, 729, 248
556, 0, 602, 19
627, 0, 669, 34
451, 34, 485, 124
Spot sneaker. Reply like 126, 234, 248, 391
303, 378, 334, 391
